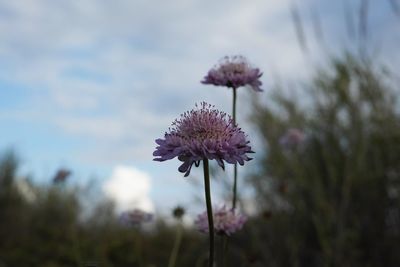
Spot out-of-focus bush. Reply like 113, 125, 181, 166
0, 151, 208, 267
249, 55, 400, 267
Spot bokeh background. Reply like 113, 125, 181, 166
0, 0, 399, 266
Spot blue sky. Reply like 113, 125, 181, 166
0, 0, 399, 216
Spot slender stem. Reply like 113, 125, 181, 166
168, 222, 183, 267
134, 230, 144, 267
203, 159, 215, 267
221, 235, 228, 267
71, 223, 82, 267
232, 87, 237, 124
232, 87, 238, 210
232, 164, 238, 209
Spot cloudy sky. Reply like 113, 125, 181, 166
0, 0, 399, 215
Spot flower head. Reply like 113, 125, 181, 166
195, 205, 247, 236
279, 128, 305, 148
172, 206, 185, 220
202, 55, 263, 92
153, 102, 253, 177
52, 168, 71, 184
119, 209, 153, 227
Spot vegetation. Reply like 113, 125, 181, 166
0, 55, 399, 266
249, 55, 400, 266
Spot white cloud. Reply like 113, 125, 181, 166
102, 165, 154, 212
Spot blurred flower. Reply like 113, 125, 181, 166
261, 210, 273, 220
202, 55, 263, 92
153, 102, 253, 177
172, 206, 185, 220
84, 261, 99, 267
279, 128, 305, 148
119, 209, 153, 227
195, 205, 247, 236
52, 168, 71, 184
246, 251, 261, 264
278, 181, 288, 194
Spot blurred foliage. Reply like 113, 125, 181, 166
0, 55, 399, 266
249, 55, 400, 267
0, 150, 208, 267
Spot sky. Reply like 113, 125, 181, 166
0, 0, 399, 217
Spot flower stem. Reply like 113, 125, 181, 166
168, 222, 183, 267
232, 87, 237, 124
134, 231, 144, 267
203, 159, 214, 267
221, 235, 228, 267
232, 164, 238, 209
232, 87, 238, 210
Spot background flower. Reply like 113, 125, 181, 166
195, 205, 247, 236
52, 169, 72, 184
202, 55, 263, 92
279, 128, 305, 148
119, 209, 153, 227
172, 206, 185, 220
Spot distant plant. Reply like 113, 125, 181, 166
195, 205, 247, 236
168, 206, 185, 267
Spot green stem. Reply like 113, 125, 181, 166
232, 87, 238, 210
221, 235, 228, 267
134, 231, 144, 267
168, 222, 183, 267
203, 159, 215, 267
71, 223, 82, 267
232, 164, 238, 210
232, 87, 237, 124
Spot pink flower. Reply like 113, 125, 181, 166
202, 55, 263, 92
279, 128, 305, 148
195, 206, 247, 236
153, 102, 253, 177
119, 209, 153, 227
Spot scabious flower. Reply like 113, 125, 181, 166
119, 209, 153, 227
195, 205, 247, 236
202, 55, 263, 92
153, 102, 253, 177
279, 128, 305, 148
